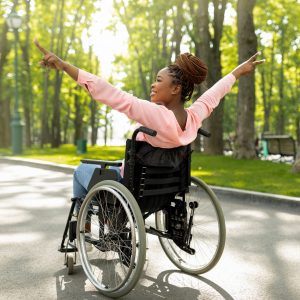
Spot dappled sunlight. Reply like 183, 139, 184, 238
218, 250, 276, 297
231, 209, 269, 220
0, 232, 42, 244
11, 195, 67, 208
229, 181, 248, 189
0, 208, 32, 224
222, 250, 275, 278
276, 240, 300, 263
225, 220, 252, 232
276, 211, 300, 222
191, 170, 214, 178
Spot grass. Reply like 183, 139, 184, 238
1, 144, 299, 197
191, 154, 300, 197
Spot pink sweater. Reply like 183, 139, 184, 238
77, 69, 236, 149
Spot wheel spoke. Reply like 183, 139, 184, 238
156, 176, 226, 274
76, 181, 146, 298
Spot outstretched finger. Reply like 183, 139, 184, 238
249, 51, 262, 62
34, 38, 49, 55
253, 59, 265, 66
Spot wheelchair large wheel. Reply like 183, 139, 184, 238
77, 180, 146, 298
156, 176, 226, 274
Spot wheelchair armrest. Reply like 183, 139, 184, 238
81, 159, 122, 169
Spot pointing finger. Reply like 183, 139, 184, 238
249, 51, 262, 62
253, 59, 265, 66
34, 38, 49, 55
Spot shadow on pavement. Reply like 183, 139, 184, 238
55, 267, 234, 300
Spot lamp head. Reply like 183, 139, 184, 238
6, 12, 22, 30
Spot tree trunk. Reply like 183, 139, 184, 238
171, 1, 183, 57
51, 70, 63, 148
40, 0, 60, 148
74, 87, 83, 144
296, 116, 300, 145
90, 53, 99, 146
0, 21, 11, 148
235, 0, 257, 159
40, 69, 51, 147
50, 0, 65, 148
190, 0, 227, 154
90, 99, 98, 145
203, 0, 227, 155
277, 19, 286, 135
62, 99, 71, 144
104, 106, 109, 146
292, 146, 300, 173
263, 36, 275, 133
135, 46, 149, 99
20, 0, 33, 147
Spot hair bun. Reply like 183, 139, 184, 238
175, 53, 208, 84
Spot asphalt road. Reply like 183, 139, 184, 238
1, 162, 299, 300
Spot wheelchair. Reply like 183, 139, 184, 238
59, 126, 226, 298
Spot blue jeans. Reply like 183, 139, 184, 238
73, 162, 123, 199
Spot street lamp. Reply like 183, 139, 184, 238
6, 11, 23, 155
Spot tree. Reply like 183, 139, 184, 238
0, 19, 11, 148
234, 0, 257, 159
20, 0, 33, 147
188, 0, 228, 154
0, 0, 19, 148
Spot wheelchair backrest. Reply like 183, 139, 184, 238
123, 140, 192, 213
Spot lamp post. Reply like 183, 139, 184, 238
6, 11, 23, 155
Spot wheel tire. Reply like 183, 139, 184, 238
77, 180, 146, 298
66, 254, 74, 275
156, 176, 226, 274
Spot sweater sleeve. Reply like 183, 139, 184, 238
77, 69, 174, 132
189, 73, 236, 121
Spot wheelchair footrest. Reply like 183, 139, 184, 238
58, 244, 78, 253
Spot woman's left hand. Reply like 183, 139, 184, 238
232, 52, 265, 79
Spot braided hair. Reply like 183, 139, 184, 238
167, 53, 208, 102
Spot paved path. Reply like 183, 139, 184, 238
1, 162, 300, 299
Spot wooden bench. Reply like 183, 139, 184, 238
262, 135, 297, 161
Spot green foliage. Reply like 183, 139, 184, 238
0, 0, 104, 148
111, 0, 300, 139
254, 0, 300, 136
0, 0, 299, 152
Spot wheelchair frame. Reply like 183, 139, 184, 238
58, 126, 226, 298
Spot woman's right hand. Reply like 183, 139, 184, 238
231, 52, 265, 79
34, 39, 65, 71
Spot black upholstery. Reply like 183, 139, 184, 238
123, 140, 192, 213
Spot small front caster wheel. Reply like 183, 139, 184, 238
66, 254, 74, 275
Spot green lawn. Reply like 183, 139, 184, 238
1, 144, 299, 197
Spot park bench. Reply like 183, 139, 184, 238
261, 134, 297, 162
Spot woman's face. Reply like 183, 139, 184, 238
150, 68, 179, 105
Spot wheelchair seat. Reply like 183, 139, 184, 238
123, 140, 192, 214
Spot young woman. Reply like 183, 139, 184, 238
34, 39, 264, 199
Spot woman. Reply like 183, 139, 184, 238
34, 39, 264, 199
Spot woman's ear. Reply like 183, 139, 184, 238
172, 84, 182, 95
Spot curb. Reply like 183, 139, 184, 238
0, 156, 75, 174
1, 156, 300, 207
211, 186, 300, 208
